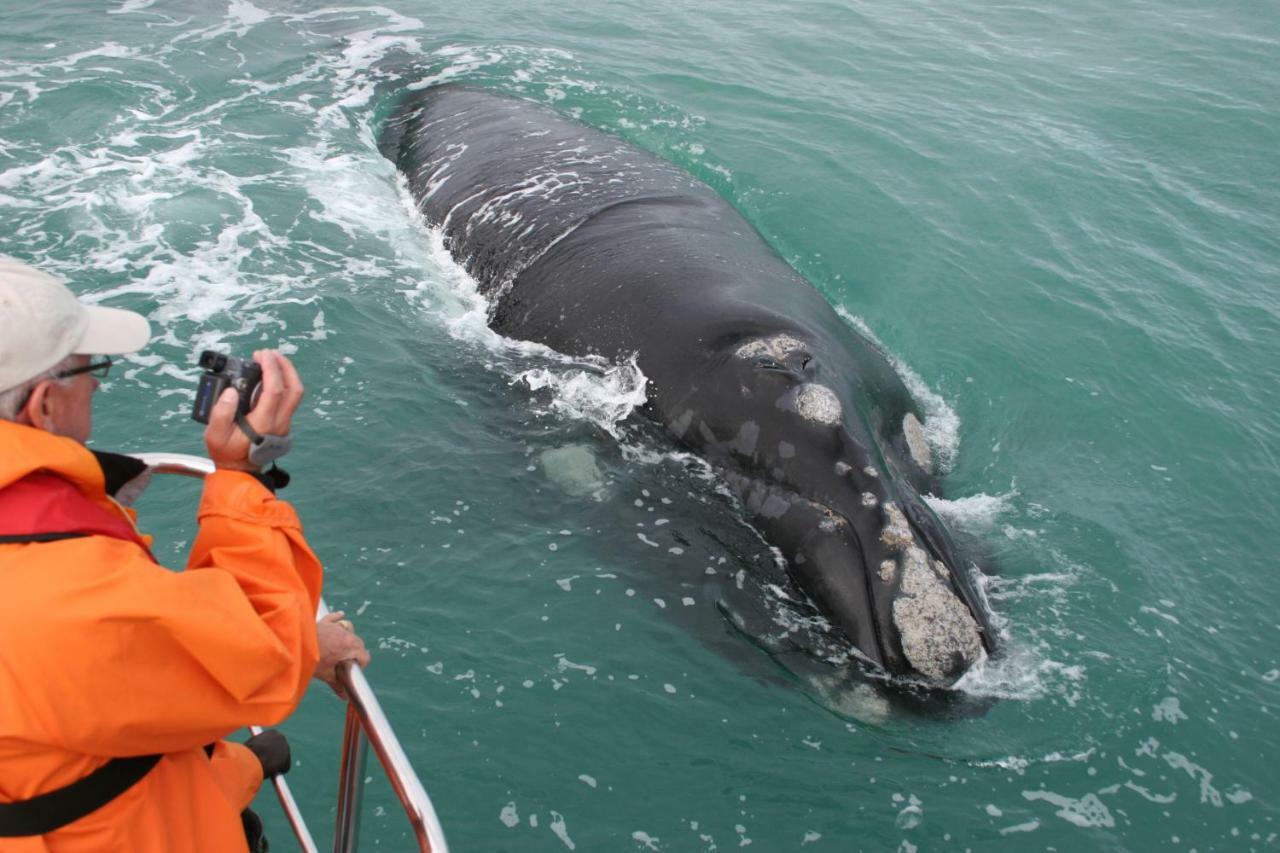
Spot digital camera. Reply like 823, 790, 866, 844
192, 351, 262, 424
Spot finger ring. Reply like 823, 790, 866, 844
338, 619, 354, 633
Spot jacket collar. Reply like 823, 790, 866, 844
0, 420, 107, 498
0, 421, 153, 551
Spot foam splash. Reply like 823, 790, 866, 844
288, 145, 417, 241
108, 0, 157, 13
515, 357, 649, 440
952, 645, 1060, 701
835, 307, 961, 471
925, 490, 1016, 532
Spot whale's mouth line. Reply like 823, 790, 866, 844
819, 499, 895, 671
737, 475, 894, 668
800, 495, 903, 670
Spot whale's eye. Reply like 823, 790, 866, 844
755, 358, 785, 371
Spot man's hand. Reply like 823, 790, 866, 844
315, 611, 372, 700
204, 349, 304, 473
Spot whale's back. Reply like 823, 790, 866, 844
380, 85, 838, 360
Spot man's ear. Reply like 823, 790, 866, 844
18, 380, 53, 431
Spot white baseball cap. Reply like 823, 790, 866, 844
0, 256, 151, 394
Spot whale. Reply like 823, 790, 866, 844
380, 84, 995, 685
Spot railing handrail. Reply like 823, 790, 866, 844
130, 453, 449, 853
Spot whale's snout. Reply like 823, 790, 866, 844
796, 494, 989, 683
732, 465, 992, 684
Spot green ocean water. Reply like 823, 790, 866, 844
3, 0, 1278, 849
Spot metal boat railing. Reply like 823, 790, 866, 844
132, 453, 449, 853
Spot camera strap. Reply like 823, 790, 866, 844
234, 411, 293, 467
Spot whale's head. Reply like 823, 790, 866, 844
664, 328, 995, 685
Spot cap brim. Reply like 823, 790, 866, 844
76, 305, 151, 356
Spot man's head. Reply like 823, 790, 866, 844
0, 257, 150, 443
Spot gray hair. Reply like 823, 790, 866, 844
0, 355, 77, 421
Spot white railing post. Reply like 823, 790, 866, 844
333, 696, 369, 853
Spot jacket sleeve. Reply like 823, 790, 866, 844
207, 740, 266, 812
16, 471, 323, 756
185, 470, 324, 720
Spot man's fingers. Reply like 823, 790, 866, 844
204, 387, 241, 449
348, 632, 371, 668
249, 349, 284, 431
246, 350, 303, 436
278, 352, 304, 422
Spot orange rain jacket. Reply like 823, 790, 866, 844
0, 421, 323, 851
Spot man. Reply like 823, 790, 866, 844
0, 256, 369, 851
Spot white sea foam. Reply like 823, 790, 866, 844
516, 357, 649, 439
1022, 790, 1114, 828
288, 145, 411, 239
548, 811, 576, 850
109, 0, 158, 14
924, 490, 1015, 532
0, 6, 466, 410
227, 0, 271, 30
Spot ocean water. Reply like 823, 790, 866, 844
2, 0, 1278, 849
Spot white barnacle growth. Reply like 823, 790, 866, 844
735, 334, 807, 361
879, 503, 914, 550
879, 504, 981, 679
861, 492, 878, 508
892, 548, 981, 679
780, 384, 842, 426
902, 413, 933, 473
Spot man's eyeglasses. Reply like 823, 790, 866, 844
12, 357, 113, 415
53, 357, 113, 380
